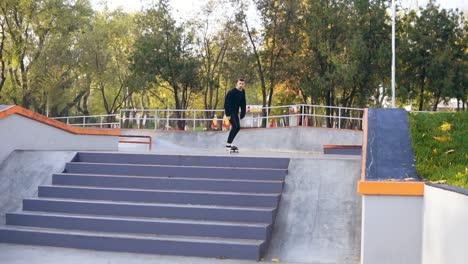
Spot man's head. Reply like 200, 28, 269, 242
236, 78, 245, 90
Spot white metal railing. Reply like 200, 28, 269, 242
52, 114, 120, 128
118, 104, 364, 131
51, 104, 364, 130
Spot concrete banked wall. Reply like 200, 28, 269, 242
0, 152, 289, 260
0, 105, 119, 165
422, 184, 468, 264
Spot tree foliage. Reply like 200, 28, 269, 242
0, 0, 465, 121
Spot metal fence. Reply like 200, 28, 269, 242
52, 114, 120, 128
52, 104, 365, 131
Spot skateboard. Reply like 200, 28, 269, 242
226, 146, 239, 154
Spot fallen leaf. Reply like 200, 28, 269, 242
271, 258, 280, 262
444, 149, 455, 154
433, 136, 450, 142
439, 121, 452, 132
431, 180, 446, 184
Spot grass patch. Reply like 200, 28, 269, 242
408, 111, 468, 189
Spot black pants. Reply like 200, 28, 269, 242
227, 114, 240, 144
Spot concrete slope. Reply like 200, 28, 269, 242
0, 150, 77, 224
265, 156, 361, 263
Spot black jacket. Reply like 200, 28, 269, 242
224, 87, 246, 118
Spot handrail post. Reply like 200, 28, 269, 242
266, 106, 269, 128
338, 106, 342, 128
83, 117, 85, 127
301, 105, 305, 127
165, 109, 169, 130
155, 110, 158, 130
193, 110, 196, 130
100, 116, 103, 128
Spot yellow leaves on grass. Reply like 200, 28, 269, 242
431, 180, 447, 184
433, 136, 450, 142
439, 121, 452, 132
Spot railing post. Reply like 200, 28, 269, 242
193, 110, 196, 130
266, 106, 269, 128
155, 110, 158, 130
166, 109, 169, 130
83, 117, 85, 127
301, 105, 305, 127
100, 116, 103, 128
338, 106, 342, 129
66, 117, 69, 125
118, 109, 122, 128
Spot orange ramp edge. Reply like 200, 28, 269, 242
357, 181, 425, 196
0, 106, 120, 136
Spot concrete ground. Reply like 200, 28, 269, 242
0, 135, 362, 264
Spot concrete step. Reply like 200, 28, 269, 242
23, 198, 276, 223
38, 185, 281, 207
6, 211, 271, 240
76, 152, 290, 169
52, 173, 284, 193
64, 162, 287, 181
0, 225, 265, 260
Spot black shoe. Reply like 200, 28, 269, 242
230, 145, 239, 151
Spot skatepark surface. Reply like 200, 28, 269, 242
0, 129, 362, 264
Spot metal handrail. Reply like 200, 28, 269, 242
52, 104, 364, 130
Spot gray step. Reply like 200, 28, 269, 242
64, 162, 287, 181
23, 198, 276, 223
6, 211, 271, 240
77, 152, 290, 169
0, 226, 265, 260
52, 173, 284, 193
39, 185, 280, 207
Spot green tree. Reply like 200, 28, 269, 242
1, 0, 69, 108
398, 2, 467, 111
238, 0, 299, 127
130, 0, 201, 129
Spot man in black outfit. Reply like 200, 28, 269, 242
224, 78, 246, 151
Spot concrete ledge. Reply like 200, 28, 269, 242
323, 145, 361, 155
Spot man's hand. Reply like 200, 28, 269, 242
227, 116, 231, 120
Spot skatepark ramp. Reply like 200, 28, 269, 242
0, 152, 289, 260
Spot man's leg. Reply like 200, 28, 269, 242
227, 114, 241, 144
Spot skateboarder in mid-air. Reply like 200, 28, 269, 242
224, 78, 246, 153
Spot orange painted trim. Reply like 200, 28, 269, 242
323, 145, 361, 149
357, 181, 425, 196
0, 106, 120, 136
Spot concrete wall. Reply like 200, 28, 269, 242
0, 114, 118, 165
422, 185, 468, 264
361, 195, 423, 264
123, 127, 362, 153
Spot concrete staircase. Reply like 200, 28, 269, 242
0, 152, 289, 260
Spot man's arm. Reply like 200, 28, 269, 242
240, 90, 246, 119
224, 90, 232, 118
